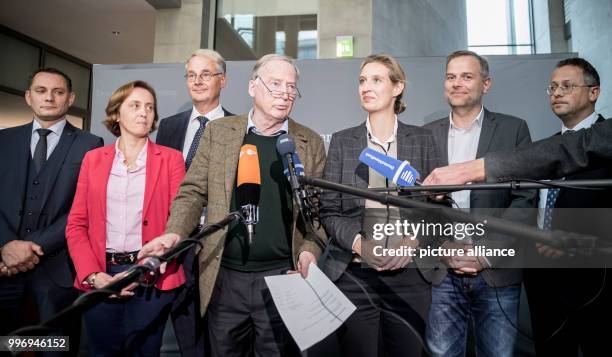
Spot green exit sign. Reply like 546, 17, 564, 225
336, 36, 354, 57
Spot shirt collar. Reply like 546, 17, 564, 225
449, 106, 484, 130
562, 111, 599, 134
115, 138, 148, 170
32, 118, 67, 136
190, 103, 224, 122
366, 115, 398, 146
247, 108, 288, 136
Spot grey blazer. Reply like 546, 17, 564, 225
319, 120, 444, 283
424, 108, 538, 287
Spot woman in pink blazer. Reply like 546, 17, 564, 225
66, 80, 185, 356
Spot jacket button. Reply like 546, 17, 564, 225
30, 195, 37, 200
33, 180, 40, 185
143, 220, 148, 226
27, 210, 33, 216
25, 228, 32, 233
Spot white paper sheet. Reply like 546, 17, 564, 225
264, 263, 356, 351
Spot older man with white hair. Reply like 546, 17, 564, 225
141, 54, 326, 356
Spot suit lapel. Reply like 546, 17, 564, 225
436, 119, 450, 166
98, 147, 114, 225
176, 110, 191, 151
351, 124, 368, 208
476, 109, 497, 159
224, 115, 248, 205
143, 141, 161, 219
39, 123, 77, 210
13, 124, 33, 215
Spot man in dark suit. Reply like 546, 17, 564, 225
0, 68, 103, 349
155, 49, 233, 357
525, 57, 612, 356
423, 51, 537, 357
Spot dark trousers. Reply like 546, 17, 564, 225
524, 268, 612, 357
83, 263, 177, 357
170, 248, 205, 356
334, 263, 431, 357
0, 267, 79, 356
206, 265, 300, 357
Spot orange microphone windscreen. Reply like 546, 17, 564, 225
237, 144, 261, 186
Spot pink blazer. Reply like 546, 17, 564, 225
66, 141, 186, 291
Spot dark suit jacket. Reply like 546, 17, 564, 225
319, 120, 442, 283
525, 116, 612, 312
485, 116, 612, 181
0, 121, 103, 288
424, 109, 538, 287
156, 107, 234, 151
551, 116, 612, 250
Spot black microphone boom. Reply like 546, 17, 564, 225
369, 179, 612, 193
300, 175, 611, 254
7, 212, 244, 340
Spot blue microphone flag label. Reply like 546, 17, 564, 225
359, 148, 419, 186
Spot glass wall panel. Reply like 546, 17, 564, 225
215, 0, 318, 60
45, 52, 91, 110
0, 33, 40, 91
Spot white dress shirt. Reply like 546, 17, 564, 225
30, 118, 67, 159
182, 104, 226, 159
447, 107, 484, 209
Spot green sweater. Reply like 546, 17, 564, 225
222, 132, 294, 271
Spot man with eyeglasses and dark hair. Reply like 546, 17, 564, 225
139, 54, 326, 357
155, 48, 234, 357
523, 57, 612, 356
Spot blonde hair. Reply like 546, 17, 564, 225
360, 53, 407, 114
103, 80, 158, 137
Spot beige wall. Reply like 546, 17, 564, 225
153, 0, 204, 63
318, 0, 372, 59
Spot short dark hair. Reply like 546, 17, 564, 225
556, 57, 600, 87
28, 68, 73, 92
446, 50, 490, 79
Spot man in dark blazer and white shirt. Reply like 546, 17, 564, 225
155, 49, 233, 357
0, 68, 103, 346
525, 57, 612, 356
423, 51, 537, 357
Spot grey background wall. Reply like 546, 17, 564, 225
92, 53, 576, 147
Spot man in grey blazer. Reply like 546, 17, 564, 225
423, 51, 537, 357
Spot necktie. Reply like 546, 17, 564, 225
542, 130, 573, 230
542, 188, 560, 230
185, 116, 208, 170
33, 128, 52, 173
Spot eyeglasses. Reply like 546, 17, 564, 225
256, 76, 301, 100
546, 84, 596, 96
185, 71, 223, 83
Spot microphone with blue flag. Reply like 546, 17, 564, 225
359, 147, 420, 186
281, 152, 305, 179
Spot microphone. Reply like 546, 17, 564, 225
237, 144, 261, 245
359, 147, 420, 186
276, 134, 310, 218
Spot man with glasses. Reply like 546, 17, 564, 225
140, 54, 326, 356
524, 57, 612, 356
155, 49, 233, 357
